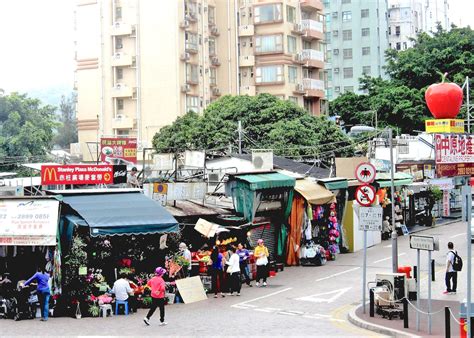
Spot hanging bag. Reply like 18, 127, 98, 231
75, 302, 82, 319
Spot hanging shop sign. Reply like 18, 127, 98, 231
425, 119, 464, 134
436, 163, 474, 177
355, 162, 376, 184
443, 190, 450, 217
100, 137, 137, 164
355, 184, 376, 207
357, 206, 383, 231
41, 165, 127, 185
0, 199, 60, 246
435, 134, 474, 164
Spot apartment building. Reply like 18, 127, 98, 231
323, 0, 389, 100
74, 0, 326, 161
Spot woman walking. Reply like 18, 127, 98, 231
254, 239, 269, 287
23, 267, 50, 321
144, 267, 167, 326
210, 246, 225, 298
226, 246, 242, 296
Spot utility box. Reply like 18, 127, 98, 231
376, 273, 407, 301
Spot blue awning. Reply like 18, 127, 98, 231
61, 192, 179, 236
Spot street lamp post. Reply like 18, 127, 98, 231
388, 128, 398, 273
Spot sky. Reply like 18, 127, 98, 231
0, 0, 472, 95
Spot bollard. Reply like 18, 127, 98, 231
413, 266, 417, 283
403, 298, 409, 329
445, 307, 451, 338
370, 288, 374, 317
432, 259, 435, 281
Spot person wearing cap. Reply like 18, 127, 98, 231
254, 239, 269, 287
144, 267, 167, 326
127, 167, 139, 188
179, 242, 192, 277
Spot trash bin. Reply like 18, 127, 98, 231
398, 266, 412, 278
459, 301, 474, 338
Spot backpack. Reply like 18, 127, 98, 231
451, 251, 463, 272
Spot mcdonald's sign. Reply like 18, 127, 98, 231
41, 165, 117, 185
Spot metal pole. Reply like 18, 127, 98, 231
464, 183, 472, 338
363, 229, 367, 314
370, 288, 375, 317
416, 249, 420, 331
389, 128, 398, 272
445, 307, 451, 338
403, 297, 409, 328
428, 250, 432, 335
467, 77, 470, 134
238, 120, 242, 155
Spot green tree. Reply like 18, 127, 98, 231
54, 94, 78, 148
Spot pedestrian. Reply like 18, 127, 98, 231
179, 242, 192, 277
23, 267, 50, 321
144, 267, 167, 326
444, 241, 458, 295
210, 246, 225, 298
237, 243, 252, 287
254, 239, 269, 287
111, 272, 133, 313
226, 246, 242, 296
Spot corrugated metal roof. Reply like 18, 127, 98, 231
232, 172, 295, 191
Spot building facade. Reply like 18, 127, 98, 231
74, 0, 326, 161
323, 0, 389, 100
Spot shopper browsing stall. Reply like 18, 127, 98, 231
179, 242, 192, 277
254, 239, 269, 287
23, 267, 50, 321
226, 246, 241, 296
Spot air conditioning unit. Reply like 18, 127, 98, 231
212, 88, 221, 96
252, 150, 273, 170
180, 20, 190, 28
180, 52, 190, 61
113, 52, 122, 59
208, 172, 221, 185
293, 53, 303, 62
333, 49, 339, 55
181, 84, 191, 93
211, 27, 220, 36
293, 23, 303, 33
295, 83, 304, 92
242, 41, 247, 47
115, 114, 124, 119
211, 57, 220, 66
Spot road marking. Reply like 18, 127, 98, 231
450, 233, 466, 238
315, 267, 360, 282
296, 287, 352, 304
373, 252, 406, 264
231, 287, 292, 307
383, 244, 392, 248
278, 311, 298, 316
255, 308, 275, 313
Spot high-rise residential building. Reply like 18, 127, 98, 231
74, 0, 326, 161
423, 0, 449, 32
323, 0, 389, 100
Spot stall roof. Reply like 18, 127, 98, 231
230, 172, 295, 191
295, 179, 336, 205
376, 172, 413, 187
317, 177, 348, 190
165, 200, 232, 218
60, 192, 178, 236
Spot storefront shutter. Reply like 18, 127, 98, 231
249, 223, 277, 262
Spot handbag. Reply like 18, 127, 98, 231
226, 265, 232, 274
256, 256, 268, 266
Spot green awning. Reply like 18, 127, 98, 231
376, 172, 413, 188
233, 172, 295, 191
317, 178, 348, 190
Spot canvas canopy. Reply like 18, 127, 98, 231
294, 179, 336, 205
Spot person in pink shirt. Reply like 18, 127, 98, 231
144, 267, 167, 326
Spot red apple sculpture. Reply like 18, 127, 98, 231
425, 72, 463, 119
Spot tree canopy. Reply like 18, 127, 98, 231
330, 26, 474, 134
153, 94, 354, 161
53, 94, 78, 149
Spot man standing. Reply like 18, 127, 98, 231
444, 242, 457, 295
179, 243, 192, 277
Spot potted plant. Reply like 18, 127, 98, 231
88, 303, 100, 317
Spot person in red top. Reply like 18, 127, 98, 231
144, 267, 167, 326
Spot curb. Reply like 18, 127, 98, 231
348, 304, 422, 338
409, 218, 462, 235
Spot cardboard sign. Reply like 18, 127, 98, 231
194, 218, 220, 238
175, 276, 208, 304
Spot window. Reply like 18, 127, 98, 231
323, 0, 330, 8
255, 34, 283, 53
343, 67, 353, 78
332, 12, 338, 19
288, 96, 298, 104
362, 47, 370, 55
342, 11, 352, 22
185, 1, 197, 17
186, 95, 199, 112
398, 140, 409, 154
117, 99, 124, 110
333, 30, 339, 37
116, 68, 123, 80
325, 32, 331, 43
115, 6, 122, 20
388, 26, 391, 35
343, 48, 352, 59
362, 66, 371, 75
333, 48, 339, 55
288, 66, 297, 83
287, 36, 297, 53
342, 30, 352, 41
303, 40, 311, 49
344, 86, 354, 93
334, 67, 339, 74
361, 9, 369, 18
286, 5, 296, 23
403, 42, 407, 50
396, 42, 401, 50
335, 86, 340, 92
254, 4, 282, 23
326, 70, 333, 81
210, 68, 217, 85
115, 37, 123, 49
209, 37, 216, 55
362, 28, 370, 37
395, 26, 401, 35
185, 32, 198, 51
186, 64, 198, 83
256, 65, 284, 83
326, 50, 332, 62
208, 6, 216, 25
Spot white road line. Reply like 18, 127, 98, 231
450, 233, 466, 238
373, 252, 406, 264
278, 311, 298, 316
315, 267, 360, 282
254, 308, 275, 313
383, 244, 392, 248
231, 287, 292, 307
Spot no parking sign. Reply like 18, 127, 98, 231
355, 184, 376, 206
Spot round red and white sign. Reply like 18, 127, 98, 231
355, 162, 377, 184
355, 184, 376, 206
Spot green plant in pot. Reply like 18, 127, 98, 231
88, 304, 100, 317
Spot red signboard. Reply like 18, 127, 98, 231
436, 163, 474, 177
41, 165, 115, 185
100, 137, 137, 164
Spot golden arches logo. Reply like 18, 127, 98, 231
42, 168, 58, 182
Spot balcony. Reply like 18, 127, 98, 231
301, 19, 324, 40
300, 0, 323, 11
111, 84, 134, 98
239, 55, 255, 67
303, 78, 325, 98
238, 25, 254, 37
111, 22, 134, 36
185, 11, 198, 22
111, 52, 134, 67
240, 85, 256, 96
300, 49, 324, 68
185, 43, 199, 54
112, 115, 134, 129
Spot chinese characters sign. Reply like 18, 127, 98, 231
100, 137, 137, 164
435, 134, 474, 164
436, 163, 474, 177
425, 119, 464, 134
41, 165, 127, 185
0, 199, 59, 246
409, 235, 439, 251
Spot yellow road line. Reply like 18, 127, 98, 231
330, 304, 386, 337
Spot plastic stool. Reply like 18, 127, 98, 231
115, 300, 129, 315
100, 304, 113, 317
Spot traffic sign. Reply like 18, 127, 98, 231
355, 162, 376, 184
355, 184, 376, 206
409, 235, 439, 251
358, 206, 383, 231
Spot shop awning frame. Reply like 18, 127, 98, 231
295, 179, 336, 205
230, 172, 296, 191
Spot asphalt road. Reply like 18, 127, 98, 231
0, 219, 469, 337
